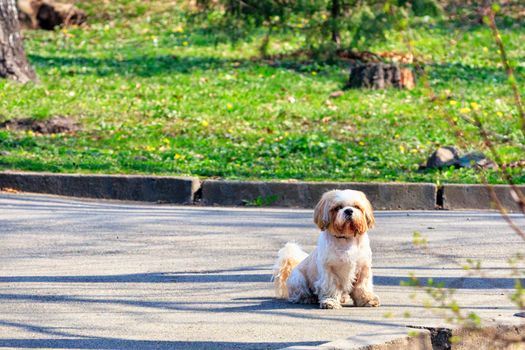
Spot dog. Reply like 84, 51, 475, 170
272, 189, 380, 309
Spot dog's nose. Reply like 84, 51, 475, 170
344, 208, 353, 216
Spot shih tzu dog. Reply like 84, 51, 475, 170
272, 189, 380, 309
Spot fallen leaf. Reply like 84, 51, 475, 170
329, 90, 344, 98
1, 187, 19, 193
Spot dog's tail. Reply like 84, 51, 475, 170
272, 242, 308, 299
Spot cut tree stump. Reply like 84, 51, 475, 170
18, 0, 86, 30
347, 63, 415, 89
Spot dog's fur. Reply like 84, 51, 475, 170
272, 189, 380, 309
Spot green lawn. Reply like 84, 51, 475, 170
0, 1, 524, 183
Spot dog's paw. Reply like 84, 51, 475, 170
340, 293, 351, 305
320, 299, 342, 309
358, 295, 381, 307
353, 294, 380, 307
363, 295, 380, 307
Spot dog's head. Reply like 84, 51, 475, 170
313, 189, 375, 238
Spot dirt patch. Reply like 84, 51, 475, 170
0, 116, 80, 134
409, 324, 525, 350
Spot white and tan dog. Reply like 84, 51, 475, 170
272, 189, 380, 309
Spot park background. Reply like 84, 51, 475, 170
0, 0, 524, 185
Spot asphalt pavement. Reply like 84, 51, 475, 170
0, 193, 524, 349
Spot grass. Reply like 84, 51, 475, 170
0, 0, 524, 184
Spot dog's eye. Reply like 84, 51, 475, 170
333, 205, 343, 211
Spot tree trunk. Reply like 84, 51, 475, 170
330, 0, 341, 49
0, 0, 37, 83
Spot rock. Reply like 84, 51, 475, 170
475, 158, 498, 169
0, 151, 11, 156
426, 146, 460, 169
458, 151, 497, 169
425, 148, 498, 170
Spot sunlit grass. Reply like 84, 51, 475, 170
0, 1, 523, 183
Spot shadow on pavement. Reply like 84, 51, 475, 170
0, 338, 324, 350
0, 271, 521, 289
0, 319, 323, 349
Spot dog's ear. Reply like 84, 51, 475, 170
313, 191, 335, 230
362, 196, 375, 229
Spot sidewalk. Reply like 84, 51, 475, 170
0, 193, 523, 349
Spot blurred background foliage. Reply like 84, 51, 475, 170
190, 0, 442, 57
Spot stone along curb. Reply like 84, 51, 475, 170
0, 172, 200, 204
201, 180, 437, 210
442, 184, 525, 211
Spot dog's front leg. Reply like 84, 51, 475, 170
350, 264, 380, 307
316, 269, 343, 309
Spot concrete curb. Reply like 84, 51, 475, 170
0, 171, 523, 211
201, 180, 437, 210
443, 184, 525, 211
0, 171, 200, 204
